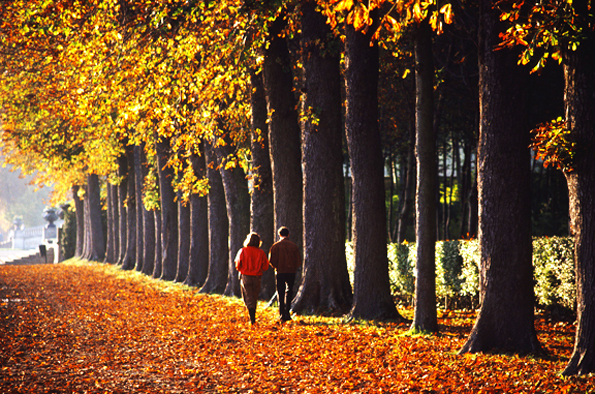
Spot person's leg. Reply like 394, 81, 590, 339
276, 273, 287, 319
240, 274, 251, 323
242, 275, 261, 324
283, 273, 296, 320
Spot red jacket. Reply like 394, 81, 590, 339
235, 246, 269, 276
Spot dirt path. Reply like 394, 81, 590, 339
0, 261, 589, 393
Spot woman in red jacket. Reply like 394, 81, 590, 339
234, 232, 270, 324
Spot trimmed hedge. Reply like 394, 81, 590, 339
346, 236, 575, 311
532, 236, 575, 310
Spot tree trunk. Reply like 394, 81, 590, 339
141, 149, 156, 277
121, 145, 137, 271
73, 185, 84, 257
142, 208, 156, 276
199, 142, 229, 294
344, 11, 403, 321
110, 182, 120, 263
435, 88, 446, 241
155, 134, 179, 281
441, 138, 448, 240
116, 153, 127, 266
134, 145, 144, 272
387, 155, 396, 243
292, 1, 352, 315
564, 169, 595, 374
82, 185, 91, 260
249, 70, 276, 299
86, 173, 105, 262
216, 139, 251, 298
152, 210, 163, 279
185, 151, 209, 287
103, 182, 115, 264
446, 133, 457, 239
345, 174, 352, 242
458, 139, 472, 238
175, 192, 190, 283
467, 177, 478, 239
397, 122, 416, 243
411, 20, 438, 333
562, 10, 595, 374
109, 183, 120, 264
459, 0, 540, 354
262, 11, 303, 255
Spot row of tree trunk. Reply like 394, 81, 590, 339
74, 2, 400, 321
458, 0, 595, 376
73, 0, 595, 375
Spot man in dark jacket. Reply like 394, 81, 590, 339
269, 226, 301, 321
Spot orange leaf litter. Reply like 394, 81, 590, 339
0, 261, 591, 393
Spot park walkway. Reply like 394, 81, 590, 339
0, 260, 587, 393
0, 248, 42, 265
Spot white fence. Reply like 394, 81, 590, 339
10, 226, 45, 250
9, 223, 60, 250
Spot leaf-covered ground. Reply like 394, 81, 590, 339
0, 260, 592, 393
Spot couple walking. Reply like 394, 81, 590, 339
234, 226, 301, 325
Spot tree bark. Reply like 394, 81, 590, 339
292, 1, 352, 315
344, 11, 403, 321
82, 185, 91, 260
110, 182, 120, 264
141, 149, 156, 277
85, 173, 105, 262
467, 177, 478, 239
199, 142, 229, 294
142, 209, 156, 276
175, 192, 191, 283
152, 210, 163, 279
134, 145, 144, 272
562, 7, 595, 374
110, 183, 120, 264
459, 0, 540, 354
116, 153, 127, 266
564, 169, 595, 374
121, 145, 136, 271
458, 139, 473, 238
445, 132, 456, 239
216, 139, 251, 298
435, 89, 446, 241
103, 182, 115, 264
387, 155, 396, 243
397, 123, 416, 243
155, 134, 179, 281
262, 11, 303, 255
411, 20, 438, 333
73, 185, 84, 257
185, 151, 209, 287
249, 70, 276, 299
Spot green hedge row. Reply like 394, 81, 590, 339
346, 236, 575, 311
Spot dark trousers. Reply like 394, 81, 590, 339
276, 273, 295, 320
